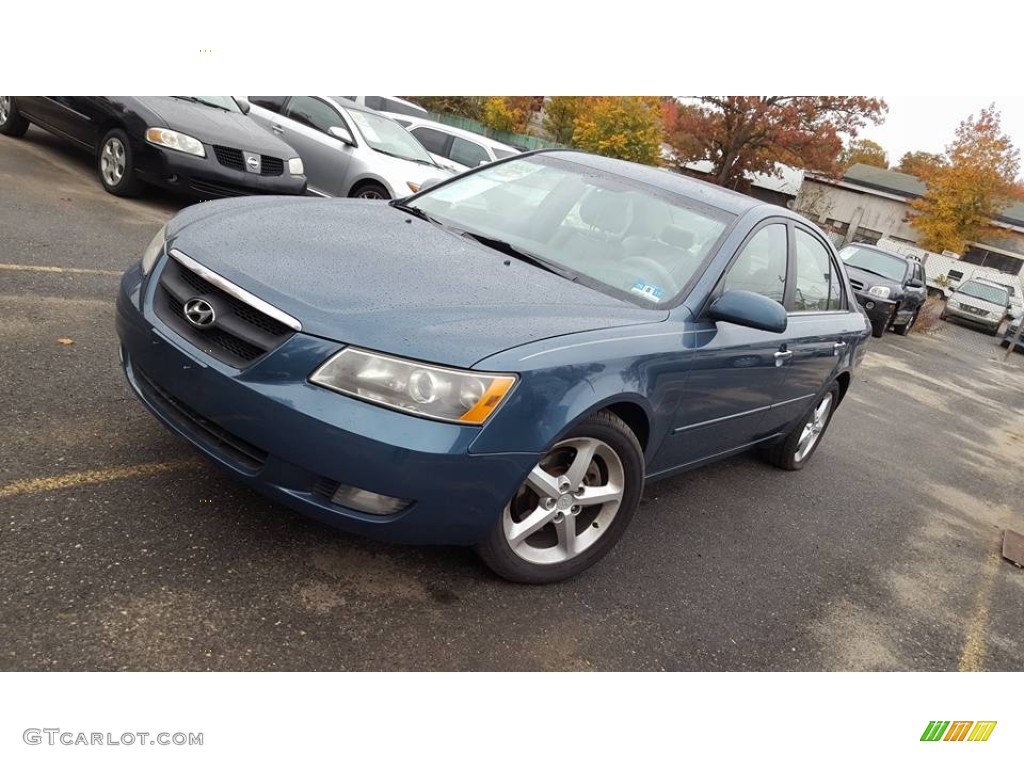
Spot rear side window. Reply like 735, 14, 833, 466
249, 96, 286, 113
793, 229, 836, 312
383, 98, 428, 118
450, 137, 490, 168
722, 223, 788, 304
363, 96, 386, 111
284, 97, 345, 134
410, 127, 450, 156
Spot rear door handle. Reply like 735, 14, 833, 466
774, 350, 793, 366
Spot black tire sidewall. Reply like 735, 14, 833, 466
476, 411, 644, 584
351, 182, 390, 200
765, 381, 841, 471
0, 97, 30, 136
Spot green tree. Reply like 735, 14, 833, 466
542, 96, 587, 144
571, 97, 664, 165
910, 104, 1021, 253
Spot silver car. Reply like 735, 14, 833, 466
940, 278, 1010, 335
246, 96, 451, 199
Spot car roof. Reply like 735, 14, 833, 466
403, 117, 519, 152
532, 150, 776, 216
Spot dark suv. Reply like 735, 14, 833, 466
838, 244, 927, 338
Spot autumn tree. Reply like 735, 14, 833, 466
841, 139, 888, 170
410, 96, 483, 120
665, 96, 887, 188
895, 150, 946, 178
571, 96, 664, 165
480, 97, 537, 134
910, 105, 1021, 253
542, 96, 588, 145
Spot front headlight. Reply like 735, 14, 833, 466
868, 286, 891, 299
310, 348, 517, 425
145, 127, 206, 157
288, 157, 304, 175
140, 224, 166, 276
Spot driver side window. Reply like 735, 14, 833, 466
722, 223, 788, 304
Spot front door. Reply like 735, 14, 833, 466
277, 97, 355, 196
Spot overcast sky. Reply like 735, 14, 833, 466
858, 95, 1024, 170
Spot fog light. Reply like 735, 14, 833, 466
330, 484, 411, 515
865, 301, 875, 310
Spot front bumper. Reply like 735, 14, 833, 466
942, 303, 1002, 332
133, 143, 307, 199
115, 265, 538, 545
852, 292, 895, 325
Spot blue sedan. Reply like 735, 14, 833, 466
115, 150, 870, 583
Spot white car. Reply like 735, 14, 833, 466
394, 117, 522, 174
340, 96, 429, 121
246, 96, 451, 199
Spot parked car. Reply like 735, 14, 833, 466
838, 243, 928, 337
246, 97, 451, 199
0, 96, 307, 198
338, 96, 429, 120
395, 116, 521, 173
115, 150, 869, 583
1001, 319, 1024, 352
940, 278, 1010, 335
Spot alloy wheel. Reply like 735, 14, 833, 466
0, 97, 10, 125
100, 137, 127, 187
794, 393, 833, 463
502, 437, 625, 565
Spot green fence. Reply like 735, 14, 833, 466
427, 113, 568, 152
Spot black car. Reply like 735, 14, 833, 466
0, 96, 307, 199
838, 243, 927, 337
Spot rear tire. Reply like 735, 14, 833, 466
762, 381, 840, 471
870, 316, 887, 338
0, 96, 30, 137
476, 410, 644, 584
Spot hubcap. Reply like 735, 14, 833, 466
0, 97, 10, 124
358, 189, 385, 199
100, 138, 126, 186
503, 437, 625, 565
794, 393, 833, 463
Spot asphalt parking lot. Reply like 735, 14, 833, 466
2, 126, 1023, 671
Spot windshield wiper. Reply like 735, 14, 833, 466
458, 231, 578, 281
390, 201, 443, 225
850, 265, 893, 280
371, 146, 433, 165
172, 96, 230, 111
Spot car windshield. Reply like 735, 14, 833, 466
408, 156, 734, 306
339, 106, 434, 165
175, 96, 240, 112
839, 245, 907, 281
958, 280, 1009, 305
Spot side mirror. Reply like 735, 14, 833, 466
418, 177, 445, 192
906, 278, 924, 289
708, 290, 787, 334
328, 126, 356, 146
234, 97, 251, 115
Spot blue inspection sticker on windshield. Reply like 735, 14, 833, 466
630, 280, 664, 302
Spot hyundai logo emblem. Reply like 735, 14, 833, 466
184, 297, 216, 328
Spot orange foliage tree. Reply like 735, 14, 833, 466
841, 139, 888, 170
895, 150, 946, 178
664, 96, 887, 188
910, 104, 1021, 253
571, 97, 664, 165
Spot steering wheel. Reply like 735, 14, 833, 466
618, 257, 679, 297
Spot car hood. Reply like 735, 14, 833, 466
140, 97, 297, 157
165, 198, 665, 368
844, 264, 902, 293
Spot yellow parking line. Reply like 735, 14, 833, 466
0, 263, 123, 276
958, 552, 1002, 672
0, 459, 200, 500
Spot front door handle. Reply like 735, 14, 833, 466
271, 123, 284, 134
774, 350, 793, 366
833, 341, 848, 351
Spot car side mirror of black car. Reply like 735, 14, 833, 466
708, 290, 788, 334
328, 126, 357, 147
906, 278, 924, 289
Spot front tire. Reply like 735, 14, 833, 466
350, 181, 390, 200
97, 128, 142, 197
762, 381, 840, 471
895, 308, 918, 336
0, 96, 30, 137
476, 411, 644, 584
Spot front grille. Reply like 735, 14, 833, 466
133, 365, 268, 472
190, 177, 252, 198
849, 279, 864, 291
311, 478, 341, 503
212, 145, 284, 176
154, 256, 295, 368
